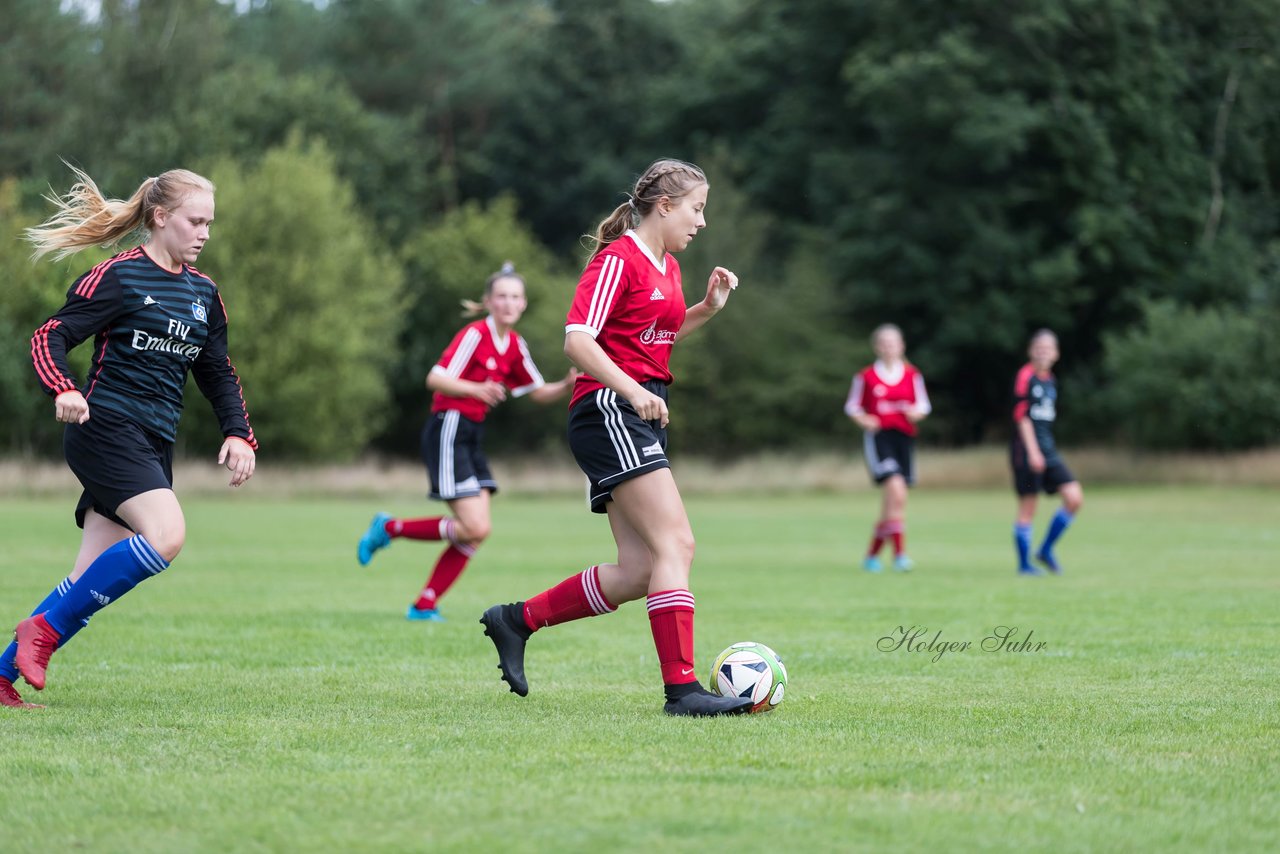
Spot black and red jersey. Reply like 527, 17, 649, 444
1012, 363, 1058, 461
30, 246, 256, 447
429, 316, 545, 422
565, 231, 687, 409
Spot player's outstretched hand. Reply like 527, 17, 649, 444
219, 437, 256, 487
54, 390, 90, 424
704, 266, 738, 310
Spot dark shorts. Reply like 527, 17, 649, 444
568, 381, 671, 514
63, 405, 174, 530
1010, 439, 1075, 496
422, 410, 496, 501
863, 429, 916, 486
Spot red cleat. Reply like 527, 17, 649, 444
14, 614, 61, 691
0, 676, 44, 709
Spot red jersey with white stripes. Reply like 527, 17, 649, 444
565, 231, 686, 408
430, 316, 545, 422
844, 361, 931, 436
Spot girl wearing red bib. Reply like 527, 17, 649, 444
846, 324, 931, 572
356, 264, 575, 620
480, 159, 751, 717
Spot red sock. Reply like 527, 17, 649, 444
882, 519, 905, 556
867, 522, 886, 557
522, 565, 616, 632
388, 517, 451, 541
647, 589, 696, 685
413, 543, 475, 610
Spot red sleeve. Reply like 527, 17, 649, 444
1012, 364, 1034, 421
566, 250, 627, 337
505, 333, 545, 396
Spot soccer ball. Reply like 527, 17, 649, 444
709, 641, 788, 713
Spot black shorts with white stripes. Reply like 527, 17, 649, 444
863, 428, 916, 486
421, 410, 497, 501
567, 381, 671, 514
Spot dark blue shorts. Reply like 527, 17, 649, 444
63, 404, 173, 530
863, 428, 916, 486
422, 410, 496, 501
1010, 438, 1075, 496
567, 381, 671, 514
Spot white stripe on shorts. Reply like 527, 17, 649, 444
596, 389, 640, 471
438, 410, 460, 497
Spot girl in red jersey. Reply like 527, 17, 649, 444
479, 158, 752, 717
845, 324, 931, 572
4, 166, 256, 709
356, 263, 576, 620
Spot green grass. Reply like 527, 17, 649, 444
1, 487, 1277, 852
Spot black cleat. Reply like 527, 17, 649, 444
480, 603, 530, 697
663, 685, 754, 717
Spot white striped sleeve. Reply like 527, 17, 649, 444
913, 373, 932, 415
508, 336, 546, 398
566, 254, 625, 338
844, 374, 866, 416
441, 327, 482, 379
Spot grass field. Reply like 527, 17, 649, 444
1, 487, 1277, 852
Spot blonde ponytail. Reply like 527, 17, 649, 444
25, 163, 214, 261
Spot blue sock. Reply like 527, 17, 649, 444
0, 576, 90, 682
1038, 508, 1074, 557
1014, 523, 1033, 570
42, 536, 169, 636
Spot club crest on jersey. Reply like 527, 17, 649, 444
191, 302, 207, 323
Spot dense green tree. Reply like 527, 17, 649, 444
186, 137, 406, 459
0, 181, 90, 455
1101, 300, 1280, 449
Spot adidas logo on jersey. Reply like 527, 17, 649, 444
649, 287, 665, 301
143, 295, 158, 306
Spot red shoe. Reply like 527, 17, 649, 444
14, 614, 61, 691
0, 676, 44, 709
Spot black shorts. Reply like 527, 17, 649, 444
1010, 439, 1075, 496
568, 381, 671, 514
63, 405, 174, 530
422, 410, 496, 501
863, 429, 916, 486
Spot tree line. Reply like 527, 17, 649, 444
2, 0, 1277, 459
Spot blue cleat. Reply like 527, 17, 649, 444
863, 556, 883, 573
893, 554, 914, 572
357, 512, 392, 566
1018, 566, 1046, 577
406, 605, 445, 622
1034, 551, 1062, 575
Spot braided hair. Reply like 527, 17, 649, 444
585, 159, 707, 260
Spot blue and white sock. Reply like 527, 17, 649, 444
1014, 523, 1033, 570
42, 536, 169, 636
1038, 508, 1074, 557
0, 576, 89, 682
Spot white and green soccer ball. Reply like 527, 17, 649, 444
708, 641, 788, 713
